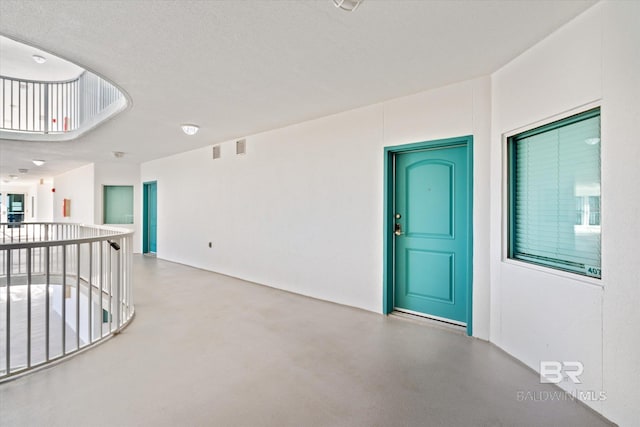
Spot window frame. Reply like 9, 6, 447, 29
504, 106, 602, 281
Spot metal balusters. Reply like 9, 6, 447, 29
5, 250, 10, 375
1, 74, 124, 134
61, 245, 66, 356
0, 223, 134, 381
45, 246, 50, 362
100, 240, 104, 338
27, 248, 31, 369
88, 243, 93, 344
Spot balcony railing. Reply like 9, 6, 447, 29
0, 222, 134, 382
0, 72, 126, 141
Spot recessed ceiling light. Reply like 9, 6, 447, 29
181, 124, 199, 136
32, 54, 47, 64
113, 151, 125, 158
18, 168, 28, 174
32, 159, 46, 166
9, 174, 18, 180
333, 0, 363, 11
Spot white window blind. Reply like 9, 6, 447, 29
509, 108, 601, 278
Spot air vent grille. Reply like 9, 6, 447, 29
236, 139, 246, 155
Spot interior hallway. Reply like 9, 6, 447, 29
0, 256, 613, 426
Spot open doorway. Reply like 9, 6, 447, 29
5, 193, 25, 227
143, 181, 157, 254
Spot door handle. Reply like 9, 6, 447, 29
394, 223, 403, 236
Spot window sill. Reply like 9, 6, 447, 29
501, 258, 604, 288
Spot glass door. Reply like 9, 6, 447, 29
7, 193, 25, 227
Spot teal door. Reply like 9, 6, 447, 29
143, 182, 157, 253
394, 145, 469, 324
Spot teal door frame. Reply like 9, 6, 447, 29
383, 135, 474, 336
143, 181, 157, 253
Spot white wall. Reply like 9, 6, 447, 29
142, 77, 491, 337
491, 1, 639, 424
94, 162, 141, 253
0, 180, 53, 222
53, 163, 94, 224
600, 1, 640, 424
50, 162, 141, 253
140, 2, 639, 423
35, 179, 54, 221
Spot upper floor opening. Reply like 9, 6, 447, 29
0, 36, 127, 141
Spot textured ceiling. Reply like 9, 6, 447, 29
0, 0, 597, 184
0, 36, 83, 81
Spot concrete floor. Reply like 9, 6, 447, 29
0, 255, 613, 427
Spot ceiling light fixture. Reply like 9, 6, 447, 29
333, 0, 363, 12
32, 159, 46, 166
18, 168, 28, 174
9, 175, 18, 180
113, 151, 125, 158
32, 54, 47, 64
181, 124, 199, 136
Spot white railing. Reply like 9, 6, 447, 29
0, 223, 134, 382
0, 72, 126, 141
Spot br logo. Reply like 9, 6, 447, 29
540, 361, 584, 384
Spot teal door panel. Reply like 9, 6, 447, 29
143, 182, 157, 253
149, 183, 157, 252
394, 145, 468, 323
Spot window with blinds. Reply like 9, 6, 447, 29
507, 108, 601, 278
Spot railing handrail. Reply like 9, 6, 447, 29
0, 70, 126, 138
0, 223, 133, 250
1, 222, 135, 382
0, 72, 84, 85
